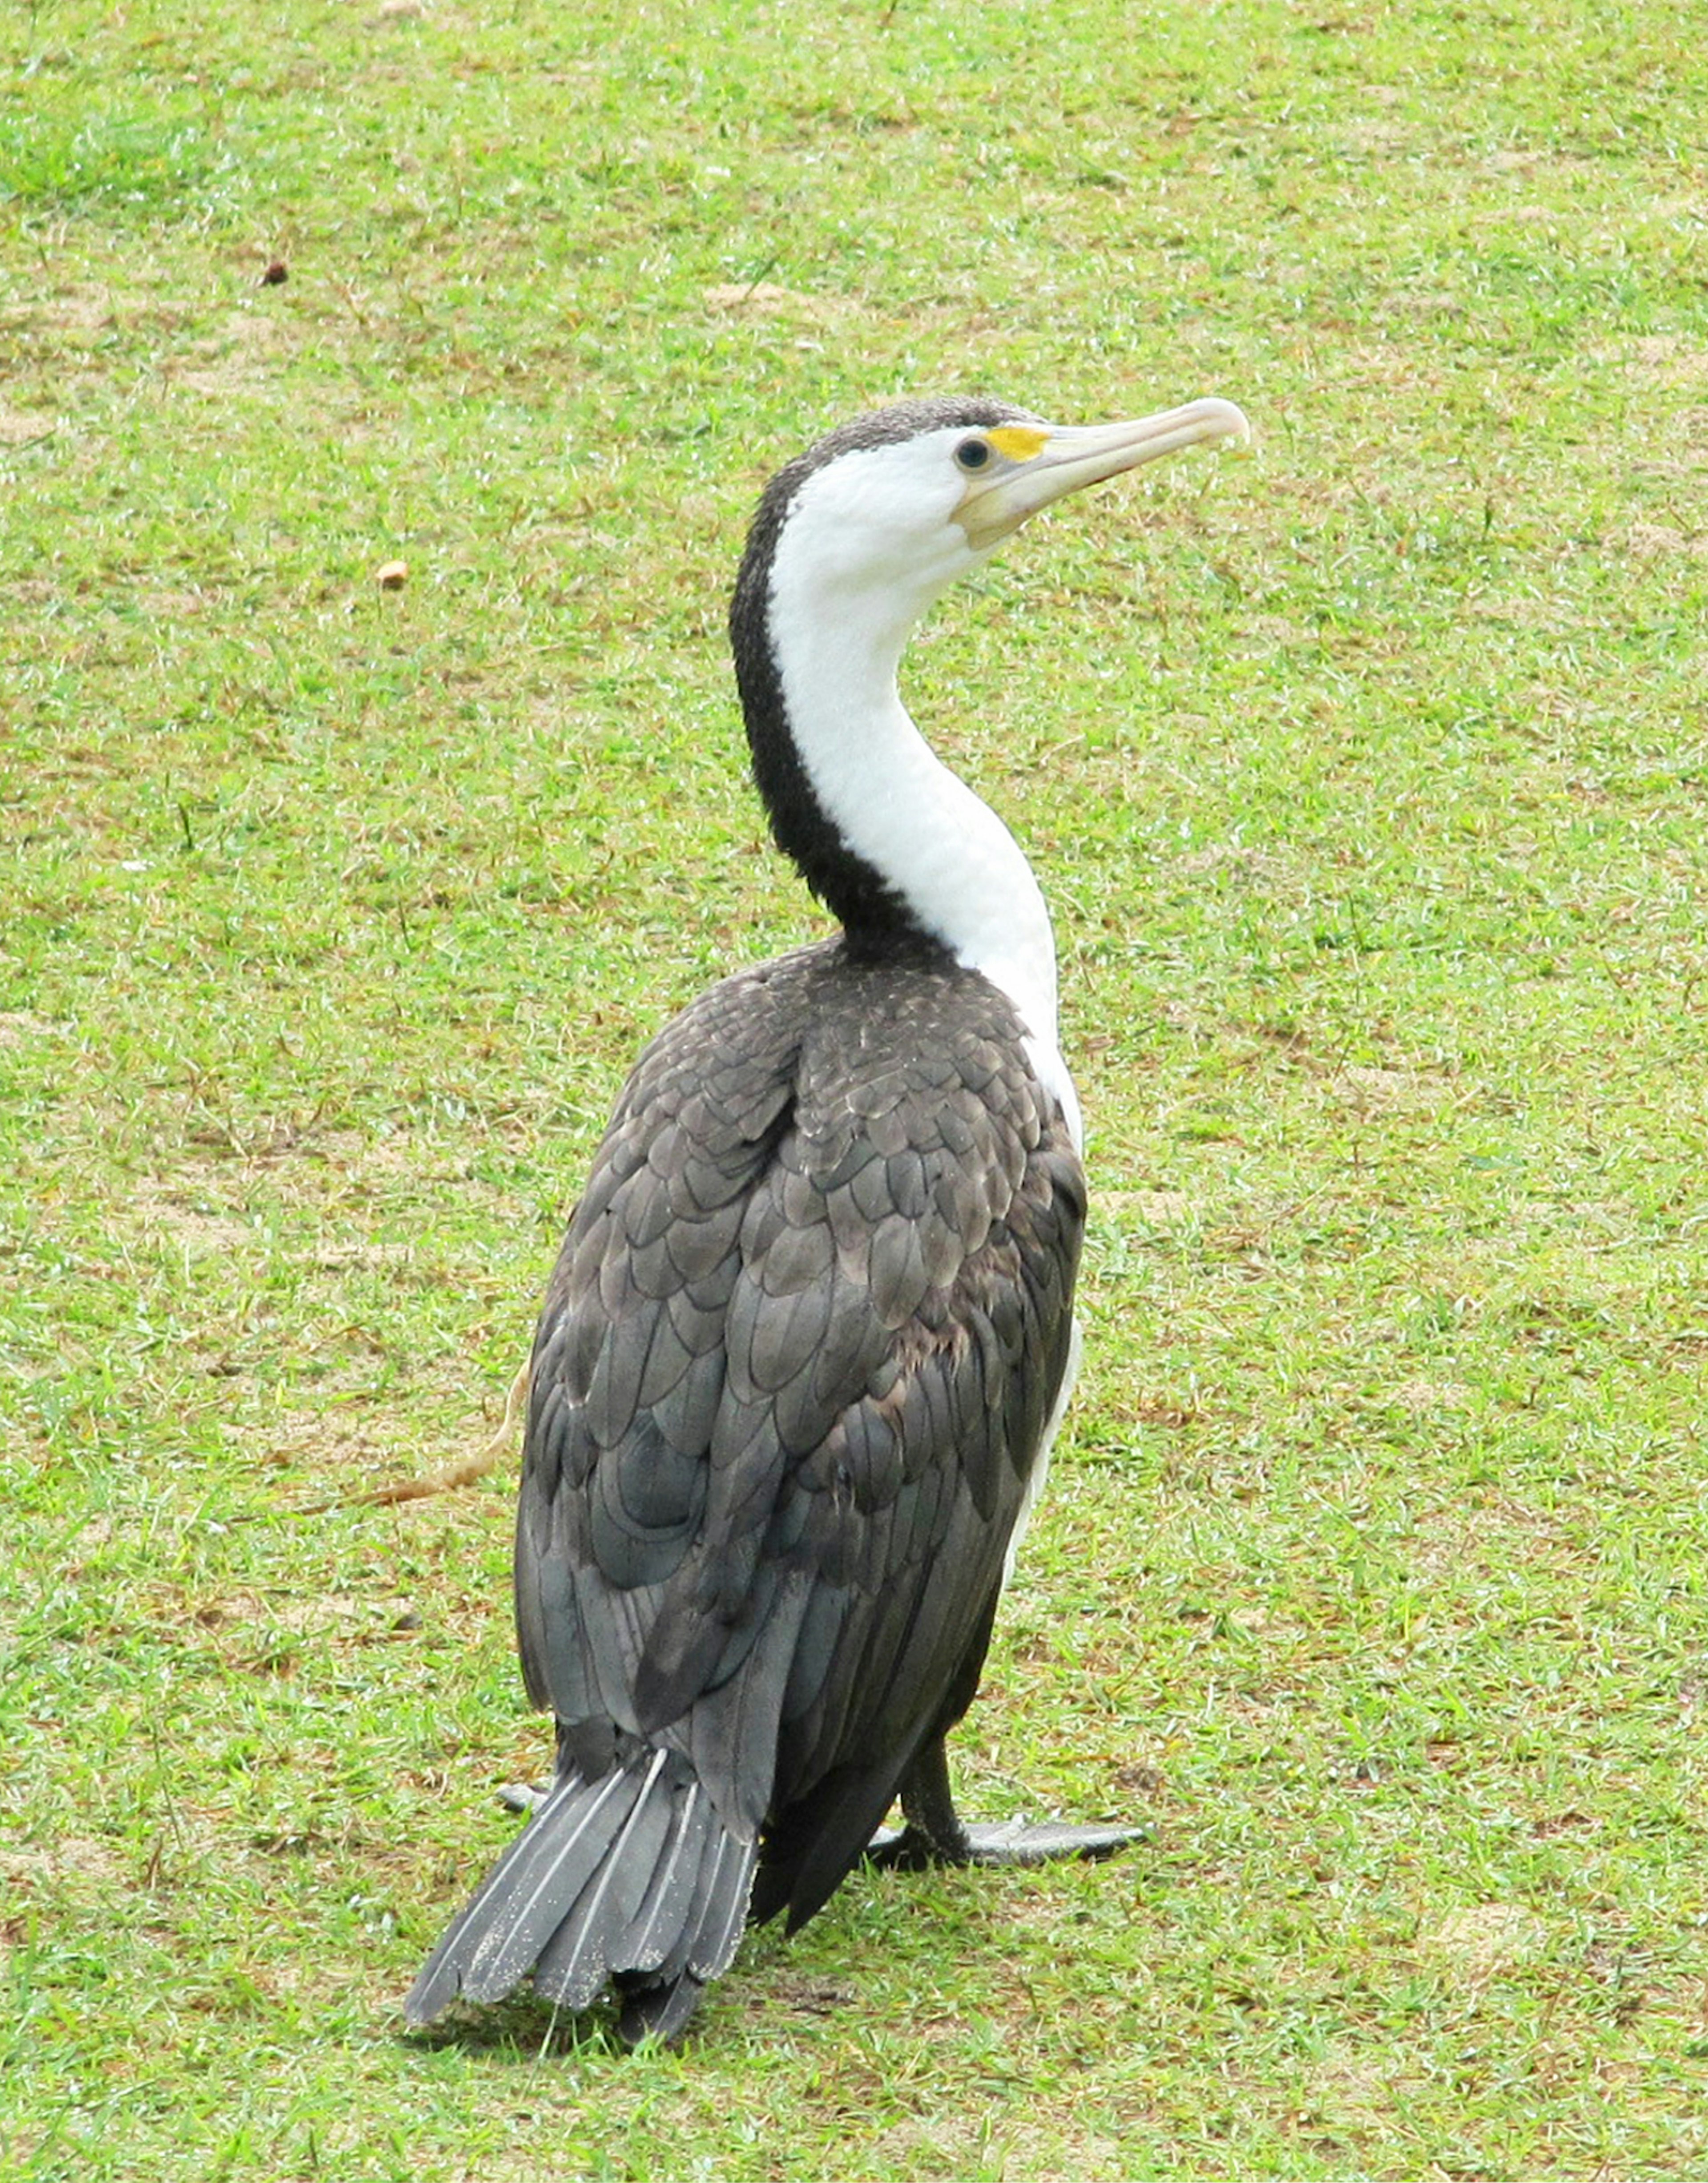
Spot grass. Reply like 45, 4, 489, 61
3, 0, 1707, 2174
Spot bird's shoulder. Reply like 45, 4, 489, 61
526, 935, 1083, 1479
559, 935, 1077, 1258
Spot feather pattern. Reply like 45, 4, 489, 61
408, 938, 1081, 2037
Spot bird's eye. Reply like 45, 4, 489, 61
954, 438, 992, 471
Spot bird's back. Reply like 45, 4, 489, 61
406, 939, 1084, 2036
517, 938, 1085, 1900
404, 934, 1083, 2026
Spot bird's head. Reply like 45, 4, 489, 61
726, 391, 1250, 951
735, 393, 1249, 640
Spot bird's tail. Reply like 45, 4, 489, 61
404, 1746, 757, 2046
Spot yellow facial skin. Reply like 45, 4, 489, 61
985, 425, 1051, 464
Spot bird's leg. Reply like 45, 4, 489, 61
866, 1735, 1144, 1871
867, 1734, 973, 1868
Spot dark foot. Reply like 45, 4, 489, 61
497, 1780, 549, 1816
867, 1816, 1144, 1870
863, 1736, 1147, 1871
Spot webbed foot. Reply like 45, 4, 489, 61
864, 1737, 1146, 1871
867, 1815, 1144, 1869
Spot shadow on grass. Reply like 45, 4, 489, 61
397, 1992, 631, 2063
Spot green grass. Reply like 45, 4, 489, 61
4, 0, 1707, 2175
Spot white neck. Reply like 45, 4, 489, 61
765, 537, 1083, 1148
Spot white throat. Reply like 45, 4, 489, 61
764, 491, 1083, 1148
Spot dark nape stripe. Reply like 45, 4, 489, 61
727, 398, 1037, 956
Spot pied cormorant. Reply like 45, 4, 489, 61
405, 391, 1248, 2045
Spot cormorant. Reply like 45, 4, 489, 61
406, 391, 1248, 2045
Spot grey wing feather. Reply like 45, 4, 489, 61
425, 941, 1083, 2031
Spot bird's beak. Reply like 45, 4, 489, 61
957, 397, 1250, 552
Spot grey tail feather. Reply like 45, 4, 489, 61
405, 1747, 757, 2043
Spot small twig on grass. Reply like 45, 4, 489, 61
354, 1355, 531, 1506
286, 1357, 530, 1517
